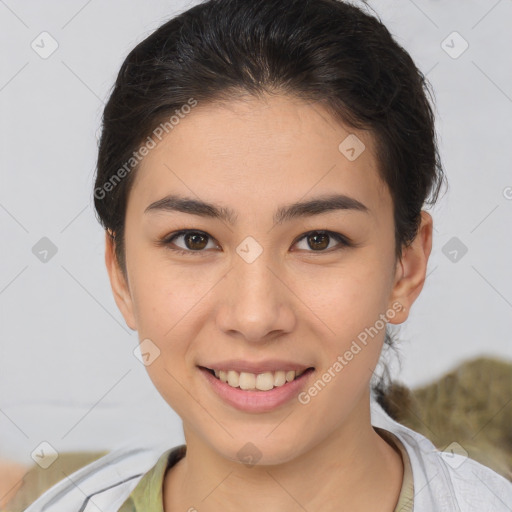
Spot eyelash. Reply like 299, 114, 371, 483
159, 229, 353, 256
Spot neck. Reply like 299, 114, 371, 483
163, 393, 403, 512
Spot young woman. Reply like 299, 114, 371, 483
25, 0, 512, 510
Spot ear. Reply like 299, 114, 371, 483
104, 231, 137, 331
387, 211, 433, 324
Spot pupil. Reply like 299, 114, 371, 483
186, 233, 207, 250
309, 232, 329, 250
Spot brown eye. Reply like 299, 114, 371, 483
307, 232, 330, 250
183, 232, 209, 250
162, 230, 218, 255
161, 229, 352, 256
293, 230, 351, 252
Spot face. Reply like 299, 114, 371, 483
106, 94, 431, 465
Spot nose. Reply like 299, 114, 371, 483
216, 250, 296, 343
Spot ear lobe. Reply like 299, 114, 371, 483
387, 211, 433, 324
104, 231, 137, 331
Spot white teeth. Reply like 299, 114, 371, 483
255, 372, 274, 391
274, 370, 286, 387
227, 370, 240, 388
210, 368, 309, 390
239, 372, 256, 390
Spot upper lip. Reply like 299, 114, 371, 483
200, 359, 314, 374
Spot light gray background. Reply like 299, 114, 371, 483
1, 0, 511, 464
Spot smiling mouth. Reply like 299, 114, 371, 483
200, 366, 315, 391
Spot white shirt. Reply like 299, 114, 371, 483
24, 398, 512, 511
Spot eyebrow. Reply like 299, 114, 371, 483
144, 193, 369, 225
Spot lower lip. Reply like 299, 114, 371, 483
199, 367, 315, 413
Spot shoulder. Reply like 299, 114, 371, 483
23, 442, 176, 512
444, 453, 512, 511
371, 399, 512, 511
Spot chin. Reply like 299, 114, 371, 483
209, 432, 309, 468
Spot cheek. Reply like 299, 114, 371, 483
309, 256, 393, 340
304, 259, 393, 403
298, 265, 391, 412
127, 245, 208, 338
130, 264, 201, 413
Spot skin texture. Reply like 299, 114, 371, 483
105, 94, 433, 511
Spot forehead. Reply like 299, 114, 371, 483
129, 94, 391, 217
